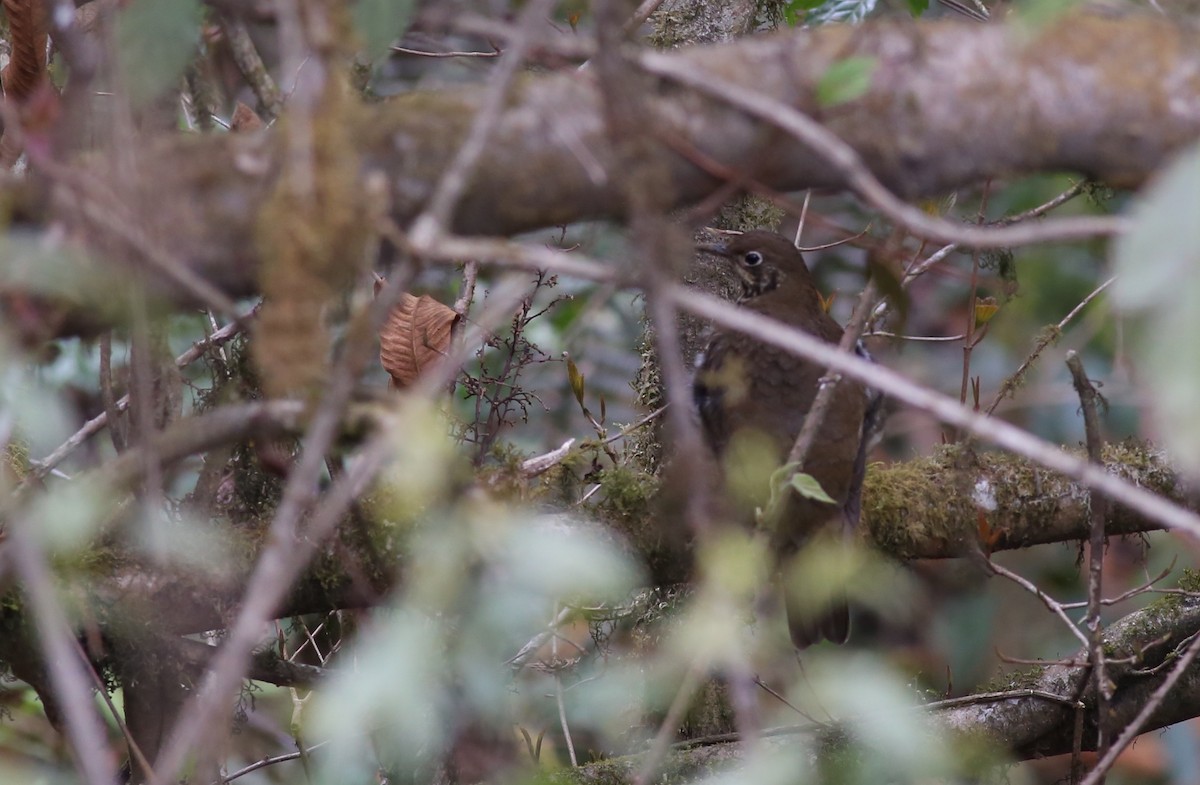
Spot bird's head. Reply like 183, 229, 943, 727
698, 230, 815, 300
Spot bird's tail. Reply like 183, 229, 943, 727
786, 591, 850, 649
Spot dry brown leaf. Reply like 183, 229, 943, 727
379, 291, 458, 388
230, 102, 265, 133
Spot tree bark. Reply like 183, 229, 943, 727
35, 11, 1200, 307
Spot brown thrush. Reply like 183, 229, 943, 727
693, 230, 877, 648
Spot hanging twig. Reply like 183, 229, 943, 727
1066, 350, 1111, 784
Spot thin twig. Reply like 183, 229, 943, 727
1067, 350, 1110, 780
552, 612, 578, 766
786, 278, 878, 467
866, 331, 966, 342
793, 189, 811, 247
996, 180, 1088, 225
452, 260, 480, 319
71, 635, 158, 784
922, 688, 1082, 712
415, 235, 620, 283
985, 277, 1115, 416
633, 661, 704, 785
957, 182, 991, 418
219, 13, 284, 119
623, 0, 668, 32
798, 224, 871, 252
1061, 564, 1174, 610
390, 45, 499, 58
219, 742, 331, 784
988, 558, 1090, 649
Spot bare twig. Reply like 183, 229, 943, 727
957, 183, 991, 418
452, 261, 480, 319
552, 614, 578, 766
988, 557, 1090, 649
996, 180, 1088, 226
623, 0, 668, 33
391, 44, 500, 58
633, 661, 705, 785
985, 277, 1115, 416
219, 741, 331, 784
219, 13, 284, 119
1067, 350, 1110, 780
786, 277, 878, 467
1061, 563, 1174, 610
413, 235, 620, 284
71, 635, 158, 785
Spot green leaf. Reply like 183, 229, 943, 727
907, 0, 930, 15
567, 357, 586, 408
115, 0, 204, 107
790, 473, 837, 504
816, 57, 876, 108
1112, 141, 1200, 473
784, 0, 825, 24
353, 0, 416, 64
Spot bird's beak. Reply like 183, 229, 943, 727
696, 242, 730, 257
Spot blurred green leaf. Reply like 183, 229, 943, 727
789, 472, 836, 504
313, 610, 447, 776
29, 480, 108, 553
804, 654, 956, 782
353, 0, 415, 64
784, 0, 826, 24
492, 514, 642, 606
1112, 141, 1200, 472
816, 57, 876, 108
908, 0, 930, 15
115, 0, 204, 106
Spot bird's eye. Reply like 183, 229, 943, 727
743, 251, 763, 267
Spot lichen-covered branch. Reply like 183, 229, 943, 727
42, 11, 1200, 305
862, 442, 1186, 559
536, 585, 1200, 783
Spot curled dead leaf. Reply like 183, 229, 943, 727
230, 102, 265, 133
379, 291, 458, 388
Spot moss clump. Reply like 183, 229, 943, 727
980, 665, 1045, 694
1178, 567, 1200, 593
862, 446, 979, 558
595, 463, 659, 523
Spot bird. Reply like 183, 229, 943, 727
693, 230, 878, 648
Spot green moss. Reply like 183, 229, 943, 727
862, 445, 979, 558
980, 665, 1045, 693
596, 464, 659, 522
717, 196, 785, 234
1178, 567, 1200, 592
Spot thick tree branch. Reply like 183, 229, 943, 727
537, 590, 1200, 783
862, 442, 1185, 559
38, 11, 1200, 304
